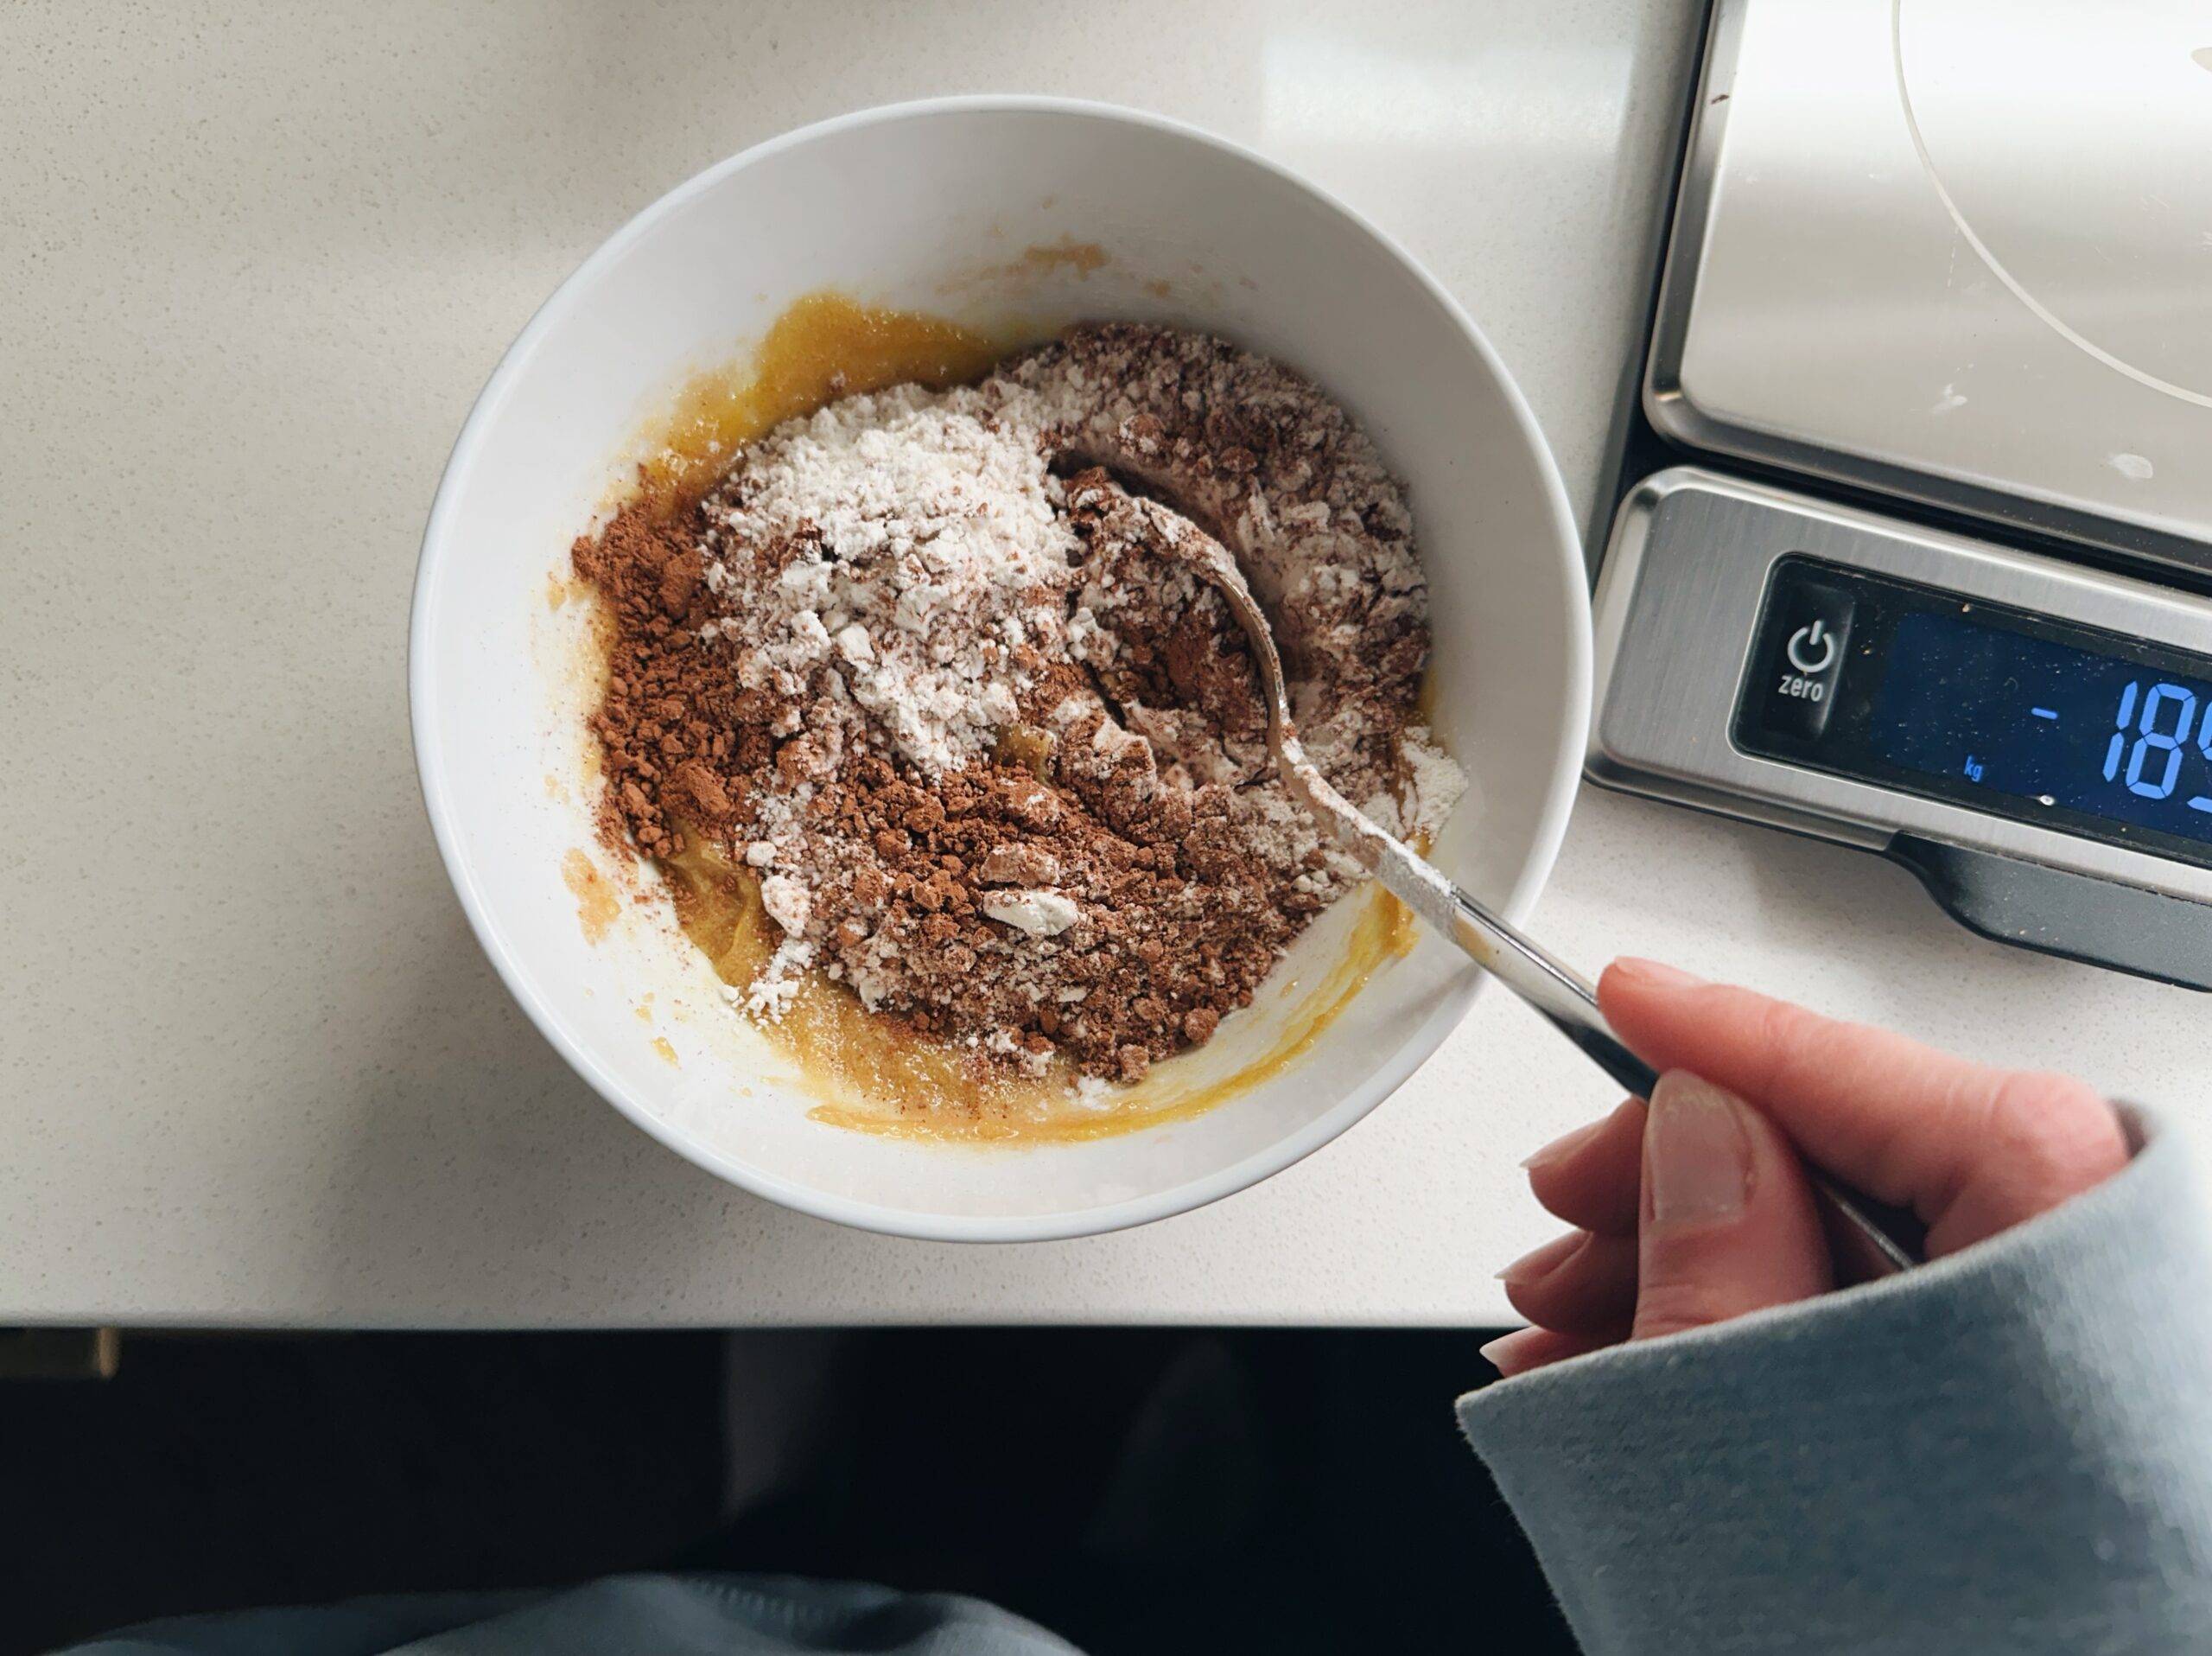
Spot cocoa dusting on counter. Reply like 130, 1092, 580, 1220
575, 323, 1462, 1085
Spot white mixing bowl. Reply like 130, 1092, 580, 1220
410, 99, 1589, 1241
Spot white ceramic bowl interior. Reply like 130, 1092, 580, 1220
412, 99, 1589, 1240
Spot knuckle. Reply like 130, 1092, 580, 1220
1983, 1070, 2125, 1199
1750, 996, 1816, 1080
1751, 997, 1859, 1104
1753, 1000, 1915, 1182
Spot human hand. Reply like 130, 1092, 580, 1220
1482, 959, 2129, 1378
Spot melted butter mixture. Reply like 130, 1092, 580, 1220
602, 290, 1421, 1143
637, 292, 1007, 510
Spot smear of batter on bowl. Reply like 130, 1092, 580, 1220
561, 849, 621, 945
937, 237, 1112, 296
571, 294, 1462, 1133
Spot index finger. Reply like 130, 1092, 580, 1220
1596, 959, 2127, 1252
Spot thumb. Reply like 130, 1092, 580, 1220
1633, 1072, 1833, 1342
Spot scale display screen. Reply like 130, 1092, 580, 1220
1868, 612, 2212, 843
1734, 557, 2212, 869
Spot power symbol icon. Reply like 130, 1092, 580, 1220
1786, 620, 1839, 675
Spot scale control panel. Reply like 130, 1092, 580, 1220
1590, 468, 2212, 990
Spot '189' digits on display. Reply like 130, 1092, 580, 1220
2101, 680, 2212, 812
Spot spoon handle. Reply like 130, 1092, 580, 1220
1440, 885, 1658, 1098
1444, 882, 1923, 1277
1368, 835, 1926, 1277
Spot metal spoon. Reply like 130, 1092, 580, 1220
1089, 479, 1923, 1279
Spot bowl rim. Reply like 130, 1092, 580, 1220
408, 94, 1592, 1243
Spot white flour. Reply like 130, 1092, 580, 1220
698, 382, 1075, 780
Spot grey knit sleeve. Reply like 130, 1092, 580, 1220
1458, 1116, 2212, 1655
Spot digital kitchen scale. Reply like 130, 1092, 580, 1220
1591, 0, 2212, 989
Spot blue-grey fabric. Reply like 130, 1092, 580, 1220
1457, 1117, 2212, 1654
61, 1575, 1081, 1655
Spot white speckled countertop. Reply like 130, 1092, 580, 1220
5, 0, 2201, 1328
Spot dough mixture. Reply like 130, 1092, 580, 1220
577, 322, 1462, 1086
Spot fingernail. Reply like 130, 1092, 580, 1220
1521, 1115, 1605, 1171
1478, 1330, 1535, 1375
1644, 1073, 1752, 1227
1495, 1231, 1585, 1286
1613, 958, 1702, 991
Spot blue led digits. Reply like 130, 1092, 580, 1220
2100, 679, 2212, 812
2109, 681, 2197, 800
